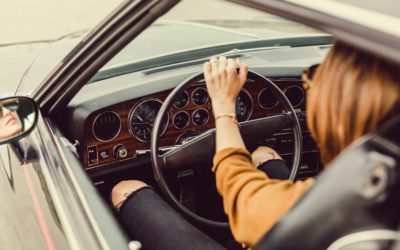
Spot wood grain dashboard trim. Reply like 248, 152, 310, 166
83, 78, 305, 170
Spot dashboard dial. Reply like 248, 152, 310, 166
173, 111, 190, 129
173, 90, 189, 109
192, 108, 209, 126
236, 90, 253, 122
128, 99, 168, 142
191, 87, 209, 106
284, 86, 304, 107
258, 88, 279, 109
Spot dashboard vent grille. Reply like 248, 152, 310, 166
92, 111, 121, 142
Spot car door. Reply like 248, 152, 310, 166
4, 0, 180, 249
0, 121, 73, 249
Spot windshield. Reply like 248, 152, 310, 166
96, 0, 324, 80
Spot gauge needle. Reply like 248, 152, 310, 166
134, 113, 144, 122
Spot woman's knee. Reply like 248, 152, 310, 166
111, 180, 148, 209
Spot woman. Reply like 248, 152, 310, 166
0, 101, 22, 140
111, 41, 400, 249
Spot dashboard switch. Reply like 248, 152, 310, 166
113, 144, 128, 159
88, 145, 98, 165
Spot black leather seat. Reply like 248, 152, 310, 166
254, 115, 400, 250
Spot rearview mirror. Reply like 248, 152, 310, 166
0, 97, 38, 145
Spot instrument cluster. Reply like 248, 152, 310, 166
86, 79, 305, 170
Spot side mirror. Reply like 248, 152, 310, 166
0, 96, 39, 145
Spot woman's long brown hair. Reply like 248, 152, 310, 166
307, 42, 400, 165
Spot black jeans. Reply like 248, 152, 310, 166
118, 159, 289, 250
119, 187, 226, 250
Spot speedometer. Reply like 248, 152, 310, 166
128, 99, 168, 142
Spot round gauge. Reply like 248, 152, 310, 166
284, 86, 304, 107
128, 99, 168, 142
191, 87, 209, 106
173, 90, 189, 109
173, 111, 190, 129
92, 111, 121, 142
236, 90, 253, 122
258, 88, 279, 109
192, 108, 209, 126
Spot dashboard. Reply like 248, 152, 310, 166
80, 76, 320, 178
64, 45, 330, 179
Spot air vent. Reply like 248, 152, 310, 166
284, 86, 304, 107
92, 111, 121, 142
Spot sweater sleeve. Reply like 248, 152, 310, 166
213, 148, 314, 247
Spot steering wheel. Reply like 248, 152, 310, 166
151, 70, 302, 229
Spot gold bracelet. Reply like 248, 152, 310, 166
215, 113, 240, 127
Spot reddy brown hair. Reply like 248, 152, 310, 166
306, 42, 400, 164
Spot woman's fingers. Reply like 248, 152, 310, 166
210, 57, 219, 77
237, 58, 248, 85
203, 62, 212, 82
204, 57, 248, 106
226, 58, 236, 74
218, 56, 227, 73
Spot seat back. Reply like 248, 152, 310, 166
254, 115, 400, 250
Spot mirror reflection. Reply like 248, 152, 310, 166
0, 97, 37, 143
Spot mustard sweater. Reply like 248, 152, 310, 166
213, 148, 314, 247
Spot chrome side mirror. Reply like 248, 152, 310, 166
0, 96, 38, 145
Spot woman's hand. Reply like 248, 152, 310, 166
203, 57, 248, 117
251, 146, 282, 167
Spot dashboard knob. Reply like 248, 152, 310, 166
113, 144, 128, 159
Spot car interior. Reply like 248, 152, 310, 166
60, 39, 329, 243
7, 0, 397, 249
46, 1, 400, 248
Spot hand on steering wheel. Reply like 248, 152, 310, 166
203, 57, 248, 117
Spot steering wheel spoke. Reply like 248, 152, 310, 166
161, 113, 291, 170
161, 129, 215, 169
240, 113, 292, 148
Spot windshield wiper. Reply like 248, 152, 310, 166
89, 35, 333, 83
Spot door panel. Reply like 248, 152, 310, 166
0, 143, 69, 249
